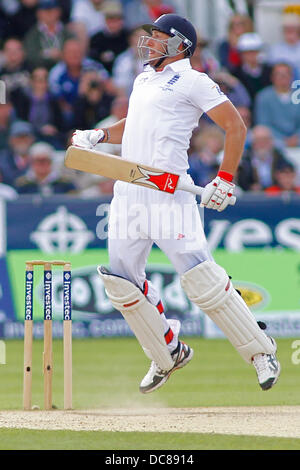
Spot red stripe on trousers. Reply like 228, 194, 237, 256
143, 280, 149, 296
164, 328, 174, 345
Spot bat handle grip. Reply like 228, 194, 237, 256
177, 180, 236, 206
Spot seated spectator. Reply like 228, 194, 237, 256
254, 62, 300, 148
267, 13, 300, 79
237, 125, 290, 191
211, 71, 251, 108
6, 0, 71, 39
232, 33, 272, 105
10, 67, 65, 149
265, 160, 300, 195
24, 0, 74, 70
15, 142, 76, 196
124, 0, 175, 30
95, 94, 128, 155
69, 0, 106, 51
0, 168, 18, 201
112, 27, 144, 96
0, 120, 35, 186
89, 1, 129, 75
190, 36, 220, 76
73, 71, 115, 129
79, 175, 114, 198
5, 0, 38, 40
188, 126, 224, 187
0, 38, 31, 95
48, 38, 109, 131
0, 101, 16, 151
217, 13, 253, 72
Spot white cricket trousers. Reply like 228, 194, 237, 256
107, 179, 213, 352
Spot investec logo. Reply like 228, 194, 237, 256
44, 271, 52, 320
63, 272, 71, 320
25, 272, 33, 320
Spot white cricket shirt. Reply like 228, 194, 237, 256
121, 58, 228, 174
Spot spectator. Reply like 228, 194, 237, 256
254, 62, 300, 148
24, 0, 74, 70
0, 168, 18, 200
0, 101, 15, 151
89, 1, 129, 75
0, 120, 35, 186
0, 38, 31, 95
190, 36, 220, 76
5, 0, 71, 39
188, 126, 225, 187
69, 0, 106, 51
15, 142, 76, 195
217, 13, 253, 72
211, 71, 251, 108
267, 13, 300, 79
232, 33, 272, 105
79, 175, 115, 198
265, 160, 300, 195
237, 125, 290, 191
48, 38, 109, 131
10, 66, 65, 149
5, 0, 38, 40
112, 27, 144, 96
124, 0, 175, 30
95, 94, 129, 155
73, 71, 115, 129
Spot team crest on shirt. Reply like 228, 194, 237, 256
159, 74, 180, 92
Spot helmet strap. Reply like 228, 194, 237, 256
152, 56, 167, 70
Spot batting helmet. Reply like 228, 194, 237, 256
142, 14, 197, 58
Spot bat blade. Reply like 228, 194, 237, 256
64, 146, 179, 194
64, 146, 236, 205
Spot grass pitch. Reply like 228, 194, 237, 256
0, 337, 299, 450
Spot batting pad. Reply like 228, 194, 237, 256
181, 261, 275, 363
98, 267, 174, 371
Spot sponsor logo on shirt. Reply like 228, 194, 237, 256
211, 84, 224, 96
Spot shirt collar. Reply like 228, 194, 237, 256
146, 58, 192, 74
165, 58, 192, 72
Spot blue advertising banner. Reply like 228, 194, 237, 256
0, 257, 15, 322
5, 194, 300, 252
1, 194, 300, 338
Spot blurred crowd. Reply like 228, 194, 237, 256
0, 0, 300, 200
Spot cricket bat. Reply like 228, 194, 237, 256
64, 146, 236, 205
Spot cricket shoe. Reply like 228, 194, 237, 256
139, 341, 193, 394
252, 337, 281, 390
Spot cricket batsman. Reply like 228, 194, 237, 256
72, 14, 280, 393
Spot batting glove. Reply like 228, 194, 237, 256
200, 173, 235, 212
72, 129, 105, 149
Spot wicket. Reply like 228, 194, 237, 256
23, 260, 72, 411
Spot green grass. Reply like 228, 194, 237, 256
0, 337, 300, 449
0, 428, 300, 450
1, 337, 299, 409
